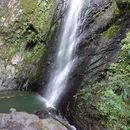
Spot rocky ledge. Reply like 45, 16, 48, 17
0, 108, 69, 130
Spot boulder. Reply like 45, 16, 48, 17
0, 108, 69, 130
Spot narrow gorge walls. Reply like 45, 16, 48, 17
39, 0, 121, 109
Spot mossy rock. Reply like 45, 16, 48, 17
0, 0, 54, 90
116, 0, 130, 3
20, 0, 38, 13
102, 25, 118, 39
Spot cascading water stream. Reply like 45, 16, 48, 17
43, 0, 88, 107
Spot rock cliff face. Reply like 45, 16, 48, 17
38, 0, 130, 129
0, 0, 54, 91
0, 0, 22, 90
67, 1, 130, 130
39, 0, 121, 106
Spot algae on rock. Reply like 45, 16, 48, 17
0, 0, 55, 90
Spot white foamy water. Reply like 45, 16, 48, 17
44, 0, 88, 107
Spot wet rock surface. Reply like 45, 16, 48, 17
0, 0, 21, 91
68, 1, 130, 130
0, 108, 69, 130
38, 0, 119, 108
37, 0, 130, 129
0, 0, 54, 91
36, 107, 76, 130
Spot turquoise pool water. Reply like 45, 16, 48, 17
0, 91, 47, 113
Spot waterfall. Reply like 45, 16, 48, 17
44, 0, 86, 107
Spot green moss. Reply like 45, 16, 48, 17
102, 25, 118, 39
3, 0, 53, 61
32, 0, 54, 35
20, 0, 38, 13
74, 32, 130, 130
116, 0, 130, 3
113, 6, 120, 16
97, 89, 130, 129
24, 43, 45, 64
0, 0, 54, 83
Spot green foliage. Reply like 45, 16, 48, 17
0, 0, 54, 82
3, 0, 54, 64
109, 32, 130, 100
97, 89, 130, 129
75, 32, 130, 129
24, 43, 45, 64
20, 0, 38, 13
32, 0, 54, 33
116, 0, 130, 3
97, 32, 130, 129
102, 25, 117, 39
